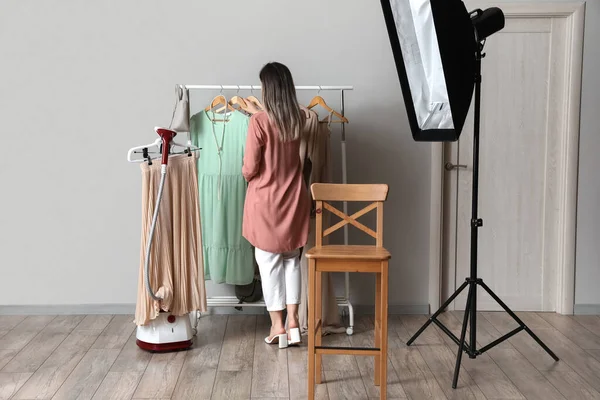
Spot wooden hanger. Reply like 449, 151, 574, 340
205, 94, 234, 112
245, 95, 264, 111
205, 94, 234, 122
307, 95, 349, 123
231, 95, 247, 107
217, 96, 250, 114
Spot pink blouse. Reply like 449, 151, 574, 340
242, 111, 310, 253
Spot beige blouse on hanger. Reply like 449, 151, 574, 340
298, 107, 344, 335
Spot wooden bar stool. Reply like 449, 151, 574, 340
306, 183, 391, 400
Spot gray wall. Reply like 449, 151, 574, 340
0, 0, 430, 310
0, 0, 597, 313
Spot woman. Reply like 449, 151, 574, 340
242, 62, 310, 348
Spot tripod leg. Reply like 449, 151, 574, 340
522, 326, 559, 361
453, 283, 474, 389
407, 280, 469, 346
479, 280, 559, 361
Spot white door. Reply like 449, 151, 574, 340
441, 9, 581, 312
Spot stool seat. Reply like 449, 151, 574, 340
306, 245, 391, 261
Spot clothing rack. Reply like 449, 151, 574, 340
184, 84, 355, 335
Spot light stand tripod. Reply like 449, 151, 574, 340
406, 39, 559, 389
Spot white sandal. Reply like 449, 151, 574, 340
265, 333, 288, 349
288, 328, 302, 345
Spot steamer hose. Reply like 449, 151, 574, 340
144, 164, 167, 302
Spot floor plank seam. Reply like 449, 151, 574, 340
447, 311, 528, 399
388, 315, 414, 400
339, 326, 368, 398
479, 312, 566, 400
537, 320, 600, 392
353, 346, 370, 399
248, 315, 258, 399
210, 315, 237, 400
0, 315, 58, 374
90, 315, 140, 400
285, 337, 291, 400
49, 315, 116, 400
130, 338, 153, 400
568, 314, 600, 341
208, 316, 228, 399
172, 352, 187, 399
484, 312, 600, 399
170, 341, 193, 400
2, 316, 68, 399
39, 316, 87, 399
505, 314, 570, 397
414, 335, 457, 399
398, 314, 453, 400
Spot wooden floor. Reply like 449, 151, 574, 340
1, 312, 600, 399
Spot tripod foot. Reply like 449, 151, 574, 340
523, 326, 559, 361
479, 280, 559, 362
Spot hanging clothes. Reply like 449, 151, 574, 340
298, 108, 345, 335
190, 109, 255, 285
299, 106, 332, 194
135, 155, 207, 326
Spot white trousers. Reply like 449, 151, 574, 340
255, 247, 301, 312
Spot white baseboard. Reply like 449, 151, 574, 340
574, 304, 600, 315
0, 303, 430, 316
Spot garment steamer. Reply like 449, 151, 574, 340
135, 127, 195, 352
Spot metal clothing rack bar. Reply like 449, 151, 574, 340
185, 84, 356, 335
184, 85, 353, 91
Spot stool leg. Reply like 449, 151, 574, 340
316, 270, 323, 384
308, 259, 316, 400
374, 272, 381, 386
380, 262, 389, 400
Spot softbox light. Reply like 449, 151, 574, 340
380, 0, 477, 142
380, 0, 559, 391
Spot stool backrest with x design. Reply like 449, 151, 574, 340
311, 183, 389, 248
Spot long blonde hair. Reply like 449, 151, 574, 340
259, 62, 303, 142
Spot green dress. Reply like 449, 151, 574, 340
190, 110, 255, 285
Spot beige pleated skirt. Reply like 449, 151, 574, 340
135, 155, 207, 326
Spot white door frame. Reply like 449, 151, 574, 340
428, 1, 585, 315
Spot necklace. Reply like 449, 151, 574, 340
210, 110, 226, 201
